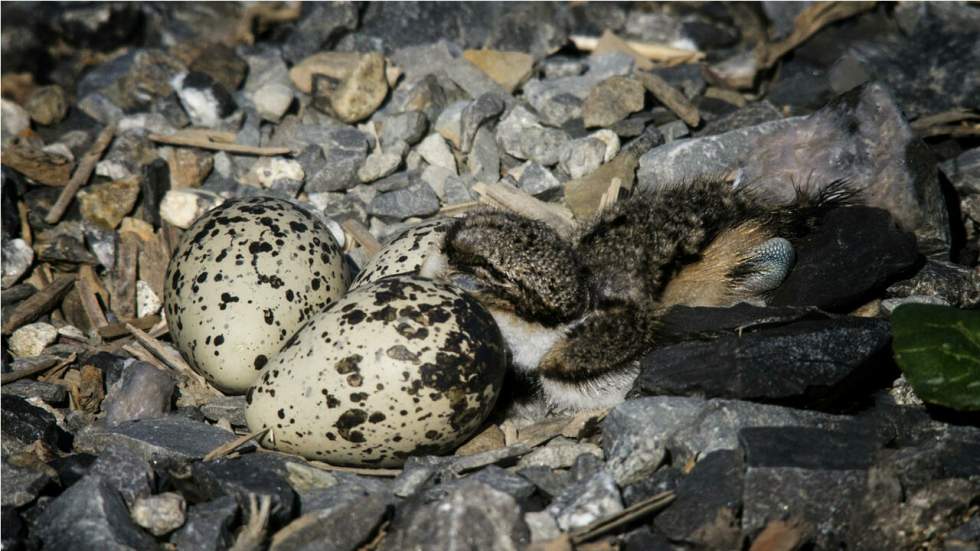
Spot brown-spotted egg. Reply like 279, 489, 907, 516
349, 219, 453, 290
164, 197, 348, 394
245, 275, 506, 467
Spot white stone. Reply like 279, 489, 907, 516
324, 218, 346, 250
357, 150, 403, 183
559, 137, 607, 179
590, 129, 621, 162
57, 325, 88, 342
41, 143, 75, 163
495, 105, 541, 159
95, 159, 134, 181
9, 322, 58, 358
421, 165, 457, 200
131, 492, 186, 536
253, 83, 293, 123
247, 157, 305, 187
416, 133, 457, 174
160, 189, 224, 229
2, 238, 34, 288
137, 280, 163, 318
1, 98, 30, 143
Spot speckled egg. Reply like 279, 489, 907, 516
245, 275, 506, 467
164, 197, 348, 394
350, 219, 453, 289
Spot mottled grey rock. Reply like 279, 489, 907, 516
659, 120, 690, 143
654, 450, 743, 548
548, 470, 623, 531
358, 146, 405, 183
695, 100, 782, 137
26, 85, 68, 126
559, 137, 607, 179
282, 2, 359, 64
881, 295, 950, 315
416, 133, 457, 173
635, 317, 892, 403
467, 126, 500, 184
1, 455, 54, 507
200, 395, 248, 427
381, 111, 429, 149
132, 492, 186, 536
1, 379, 67, 404
103, 361, 175, 426
444, 58, 514, 103
638, 83, 949, 255
171, 496, 239, 551
1, 394, 72, 450
74, 415, 236, 461
1, 238, 33, 288
270, 493, 389, 551
886, 260, 980, 309
392, 462, 436, 498
942, 148, 980, 196
88, 444, 153, 507
518, 438, 603, 470
518, 162, 562, 197
542, 57, 585, 80
389, 41, 460, 81
381, 481, 528, 551
253, 83, 293, 123
460, 93, 506, 152
34, 475, 158, 550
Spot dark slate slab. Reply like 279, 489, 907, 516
0, 394, 72, 450
269, 493, 389, 551
768, 207, 920, 311
634, 317, 892, 404
170, 495, 239, 551
191, 454, 299, 528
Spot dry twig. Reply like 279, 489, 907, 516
45, 123, 116, 224
203, 428, 269, 462
149, 132, 293, 156
761, 2, 875, 69
570, 34, 705, 65
0, 353, 75, 385
340, 218, 383, 257
307, 460, 402, 478
1, 274, 76, 335
635, 71, 701, 127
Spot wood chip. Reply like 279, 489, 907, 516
138, 230, 171, 300
635, 70, 701, 127
37, 353, 79, 383
438, 201, 482, 217
472, 181, 577, 238
97, 315, 161, 339
340, 218, 383, 258
65, 365, 104, 414
0, 142, 73, 186
307, 460, 402, 478
149, 132, 293, 156
570, 34, 704, 65
1, 273, 75, 335
110, 231, 139, 320
454, 424, 506, 457
44, 122, 116, 225
0, 354, 70, 385
77, 265, 109, 330
203, 428, 269, 462
17, 201, 32, 246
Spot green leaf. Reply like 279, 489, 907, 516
892, 304, 980, 411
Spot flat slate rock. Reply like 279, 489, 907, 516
654, 450, 743, 548
73, 415, 236, 461
191, 454, 299, 527
1, 394, 72, 450
171, 495, 239, 551
634, 317, 892, 404
270, 493, 389, 551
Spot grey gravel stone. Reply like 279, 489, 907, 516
559, 137, 607, 179
659, 120, 690, 143
416, 133, 457, 173
88, 444, 154, 507
132, 492, 187, 536
368, 182, 441, 221
392, 462, 436, 498
34, 475, 158, 550
654, 450, 743, 548
525, 510, 562, 542
467, 126, 500, 184
171, 495, 239, 551
435, 465, 536, 504
358, 146, 405, 183
460, 93, 506, 152
252, 83, 293, 123
381, 111, 429, 148
102, 361, 175, 426
444, 58, 514, 103
1, 238, 33, 289
434, 100, 469, 149
886, 260, 980, 308
582, 76, 645, 128
74, 415, 236, 462
517, 162, 562, 197
495, 105, 541, 159
191, 454, 299, 527
381, 481, 529, 551
519, 126, 570, 166
548, 470, 623, 531
200, 395, 248, 427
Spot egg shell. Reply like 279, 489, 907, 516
350, 219, 453, 290
164, 197, 347, 394
245, 275, 506, 467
